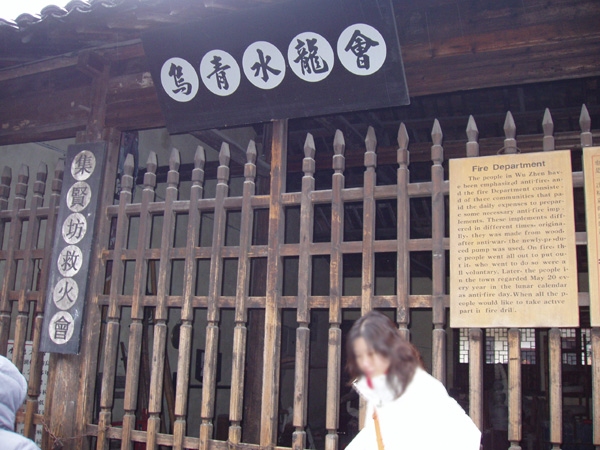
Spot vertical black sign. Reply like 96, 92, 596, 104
40, 142, 106, 354
142, 0, 408, 133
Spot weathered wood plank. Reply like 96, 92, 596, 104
173, 147, 204, 450
396, 124, 410, 339
121, 151, 158, 450
96, 154, 135, 450
325, 130, 345, 450
146, 149, 180, 450
508, 328, 522, 449
593, 328, 600, 446
261, 120, 287, 447
549, 329, 562, 446
430, 120, 446, 383
200, 143, 230, 449
468, 329, 483, 430
292, 133, 315, 450
361, 127, 377, 315
229, 141, 255, 443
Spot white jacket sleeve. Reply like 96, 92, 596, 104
345, 401, 377, 450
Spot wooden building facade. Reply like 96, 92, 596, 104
0, 1, 599, 449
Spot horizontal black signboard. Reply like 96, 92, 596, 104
142, 0, 409, 133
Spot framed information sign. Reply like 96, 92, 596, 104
449, 151, 579, 328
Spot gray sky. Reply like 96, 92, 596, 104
0, 1, 69, 20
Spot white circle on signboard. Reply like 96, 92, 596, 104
242, 41, 286, 90
53, 278, 79, 311
200, 50, 241, 96
62, 212, 87, 245
71, 150, 96, 181
287, 32, 334, 83
337, 24, 387, 76
66, 181, 92, 212
160, 57, 199, 102
57, 245, 83, 277
48, 311, 75, 345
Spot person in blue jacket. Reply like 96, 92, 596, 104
0, 354, 39, 449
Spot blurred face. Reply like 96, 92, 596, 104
353, 337, 390, 378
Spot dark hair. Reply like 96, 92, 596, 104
346, 310, 420, 398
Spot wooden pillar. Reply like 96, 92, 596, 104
45, 53, 117, 450
260, 119, 287, 448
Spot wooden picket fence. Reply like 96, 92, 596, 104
0, 106, 598, 450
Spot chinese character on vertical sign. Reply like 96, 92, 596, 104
288, 32, 334, 83
337, 23, 387, 76
57, 245, 83, 277
53, 278, 79, 310
62, 212, 87, 245
49, 311, 74, 345
242, 41, 286, 89
200, 50, 241, 96
71, 150, 96, 181
160, 57, 199, 102
67, 181, 92, 212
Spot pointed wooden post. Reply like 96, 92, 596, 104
362, 126, 377, 315
465, 115, 483, 431
200, 143, 230, 450
26, 160, 63, 441
293, 133, 315, 450
0, 166, 12, 354
502, 111, 522, 450
396, 123, 410, 340
146, 148, 180, 450
325, 129, 345, 450
173, 147, 205, 450
431, 119, 446, 383
0, 165, 28, 364
121, 151, 158, 450
96, 154, 135, 450
542, 108, 563, 450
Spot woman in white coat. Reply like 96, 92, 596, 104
345, 311, 481, 450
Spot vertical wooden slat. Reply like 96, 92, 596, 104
24, 160, 61, 440
0, 166, 12, 354
0, 165, 28, 361
465, 115, 484, 430
293, 134, 315, 450
13, 163, 46, 373
173, 147, 204, 450
75, 127, 121, 450
431, 120, 446, 383
508, 328, 522, 449
361, 127, 377, 315
580, 104, 597, 447
543, 108, 563, 448
200, 143, 230, 450
121, 151, 158, 450
96, 154, 134, 450
592, 328, 600, 447
261, 119, 287, 448
396, 123, 410, 340
229, 142, 255, 444
325, 130, 345, 450
146, 148, 180, 450
503, 111, 522, 450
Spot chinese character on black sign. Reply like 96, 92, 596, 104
58, 245, 83, 277
200, 50, 241, 96
49, 311, 74, 344
337, 24, 387, 76
72, 150, 96, 181
288, 32, 334, 83
62, 212, 87, 244
160, 57, 199, 102
242, 41, 286, 89
67, 181, 92, 212
53, 278, 79, 310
